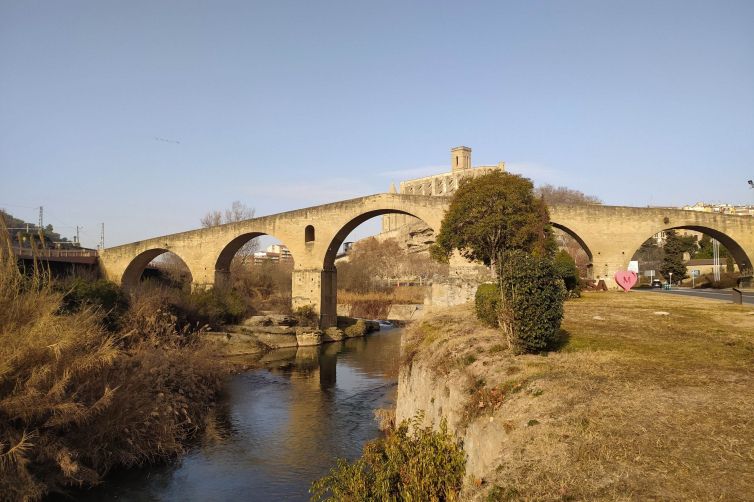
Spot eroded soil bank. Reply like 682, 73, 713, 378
397, 292, 754, 501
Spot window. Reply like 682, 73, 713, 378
305, 225, 315, 243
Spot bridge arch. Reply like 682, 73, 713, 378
214, 231, 296, 288
550, 221, 594, 278
121, 249, 194, 290
323, 209, 435, 268
316, 208, 438, 327
629, 224, 752, 280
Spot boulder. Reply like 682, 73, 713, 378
295, 328, 323, 347
243, 314, 297, 327
323, 327, 346, 342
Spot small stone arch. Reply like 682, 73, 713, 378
121, 249, 193, 290
214, 232, 296, 287
305, 225, 315, 243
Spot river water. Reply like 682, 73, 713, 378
76, 328, 402, 502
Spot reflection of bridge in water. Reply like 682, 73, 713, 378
247, 330, 402, 478
99, 193, 754, 327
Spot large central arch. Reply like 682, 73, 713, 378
318, 208, 438, 327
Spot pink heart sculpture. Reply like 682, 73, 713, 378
614, 271, 638, 292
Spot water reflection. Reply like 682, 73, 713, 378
73, 328, 402, 502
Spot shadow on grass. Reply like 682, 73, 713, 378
548, 328, 571, 352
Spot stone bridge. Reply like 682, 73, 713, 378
100, 193, 754, 327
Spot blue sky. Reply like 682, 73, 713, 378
1, 0, 753, 248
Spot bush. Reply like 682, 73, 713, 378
497, 250, 566, 354
475, 283, 500, 327
310, 413, 465, 501
293, 304, 318, 327
344, 319, 367, 337
553, 249, 581, 297
58, 278, 130, 331
177, 288, 248, 329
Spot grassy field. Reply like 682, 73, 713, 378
404, 292, 754, 501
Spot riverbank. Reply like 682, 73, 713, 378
0, 247, 231, 501
66, 327, 405, 501
397, 292, 754, 500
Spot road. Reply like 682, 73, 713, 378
638, 287, 754, 305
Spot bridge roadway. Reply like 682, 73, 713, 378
12, 246, 99, 265
642, 288, 754, 305
99, 193, 754, 327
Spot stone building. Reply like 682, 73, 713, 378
380, 146, 505, 252
682, 202, 754, 216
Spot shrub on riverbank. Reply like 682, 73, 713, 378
56, 277, 129, 331
128, 281, 250, 330
0, 239, 227, 500
474, 283, 500, 327
497, 250, 566, 353
310, 413, 465, 501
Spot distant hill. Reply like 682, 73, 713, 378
1, 209, 73, 248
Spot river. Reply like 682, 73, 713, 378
73, 327, 403, 501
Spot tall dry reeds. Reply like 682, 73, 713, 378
338, 286, 427, 319
0, 225, 227, 501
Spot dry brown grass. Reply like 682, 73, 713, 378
339, 286, 427, 318
404, 293, 754, 501
0, 230, 228, 501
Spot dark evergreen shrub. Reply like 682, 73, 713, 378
496, 250, 566, 354
553, 249, 581, 297
59, 278, 129, 330
474, 283, 500, 327
178, 288, 247, 329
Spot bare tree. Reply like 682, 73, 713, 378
201, 201, 259, 265
200, 210, 223, 228
535, 185, 602, 205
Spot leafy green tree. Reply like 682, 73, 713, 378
431, 171, 555, 265
660, 230, 688, 283
432, 172, 563, 353
696, 234, 730, 259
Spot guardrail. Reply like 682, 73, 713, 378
11, 247, 99, 259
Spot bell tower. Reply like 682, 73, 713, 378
451, 146, 471, 172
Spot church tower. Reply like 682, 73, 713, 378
451, 146, 471, 172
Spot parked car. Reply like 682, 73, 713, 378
651, 279, 662, 288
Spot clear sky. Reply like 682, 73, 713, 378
1, 0, 753, 248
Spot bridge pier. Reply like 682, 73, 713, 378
591, 252, 630, 289
292, 266, 338, 328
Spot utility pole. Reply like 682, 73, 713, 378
75, 226, 81, 245
38, 206, 43, 229
100, 223, 105, 250
712, 238, 721, 283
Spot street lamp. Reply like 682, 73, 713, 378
669, 272, 673, 288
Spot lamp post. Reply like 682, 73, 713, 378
669, 272, 673, 289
